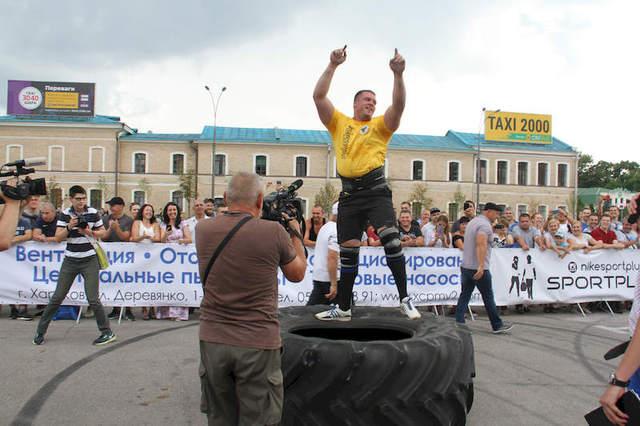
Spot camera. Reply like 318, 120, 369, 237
262, 179, 305, 230
0, 158, 47, 204
77, 215, 89, 229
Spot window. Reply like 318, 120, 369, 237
6, 144, 23, 163
89, 189, 102, 210
172, 153, 185, 175
478, 160, 488, 184
557, 163, 568, 187
254, 155, 267, 176
48, 146, 64, 171
497, 160, 508, 185
448, 203, 459, 222
384, 158, 389, 178
517, 204, 528, 217
295, 156, 308, 177
50, 188, 63, 209
332, 156, 338, 178
517, 162, 528, 186
172, 190, 184, 211
299, 198, 308, 218
448, 161, 460, 182
214, 154, 226, 176
89, 146, 105, 172
412, 160, 424, 180
538, 205, 548, 219
134, 153, 147, 174
537, 162, 549, 186
133, 191, 146, 205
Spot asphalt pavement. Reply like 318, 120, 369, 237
0, 306, 630, 425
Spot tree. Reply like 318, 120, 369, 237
178, 169, 197, 212
408, 183, 433, 218
137, 177, 152, 200
314, 181, 339, 216
44, 176, 62, 208
453, 185, 466, 206
578, 152, 640, 191
96, 176, 111, 200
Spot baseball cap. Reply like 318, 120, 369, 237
483, 202, 503, 213
332, 202, 339, 216
430, 207, 440, 214
106, 196, 125, 206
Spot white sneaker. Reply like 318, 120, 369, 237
315, 305, 352, 322
400, 296, 422, 320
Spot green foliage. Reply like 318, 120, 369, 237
578, 153, 640, 191
314, 181, 339, 216
178, 169, 197, 212
408, 183, 433, 211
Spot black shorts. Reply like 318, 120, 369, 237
337, 186, 395, 244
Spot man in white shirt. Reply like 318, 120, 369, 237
307, 202, 339, 305
421, 207, 440, 245
184, 199, 211, 245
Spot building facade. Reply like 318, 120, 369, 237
0, 114, 578, 220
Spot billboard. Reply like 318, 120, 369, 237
484, 111, 552, 144
7, 80, 95, 117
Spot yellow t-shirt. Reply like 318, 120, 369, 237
327, 109, 393, 178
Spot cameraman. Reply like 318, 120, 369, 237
33, 185, 116, 346
196, 172, 306, 425
0, 180, 21, 251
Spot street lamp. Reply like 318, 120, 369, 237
204, 85, 227, 200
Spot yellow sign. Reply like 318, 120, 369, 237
44, 91, 79, 109
484, 111, 552, 144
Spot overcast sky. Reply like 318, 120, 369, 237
1, 0, 638, 162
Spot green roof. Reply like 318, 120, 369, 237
0, 114, 123, 125
0, 114, 577, 153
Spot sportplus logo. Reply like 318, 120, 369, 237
568, 262, 578, 273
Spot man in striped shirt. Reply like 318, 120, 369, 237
33, 185, 116, 346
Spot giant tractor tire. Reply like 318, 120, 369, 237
280, 306, 475, 426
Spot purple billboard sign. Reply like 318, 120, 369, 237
7, 80, 95, 116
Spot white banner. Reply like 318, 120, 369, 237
0, 243, 637, 307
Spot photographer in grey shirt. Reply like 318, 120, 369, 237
455, 203, 513, 334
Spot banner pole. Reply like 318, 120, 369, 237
604, 301, 616, 317
468, 306, 475, 321
576, 303, 586, 317
76, 306, 83, 324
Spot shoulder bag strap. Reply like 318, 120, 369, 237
201, 215, 253, 292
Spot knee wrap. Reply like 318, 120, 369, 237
379, 227, 403, 258
339, 246, 360, 273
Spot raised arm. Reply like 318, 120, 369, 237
313, 46, 346, 127
384, 48, 406, 132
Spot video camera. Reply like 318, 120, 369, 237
262, 179, 305, 231
0, 158, 47, 204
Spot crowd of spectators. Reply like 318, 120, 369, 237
1, 195, 226, 321
3, 193, 636, 320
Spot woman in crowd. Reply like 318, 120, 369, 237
492, 218, 513, 247
426, 214, 451, 248
543, 218, 571, 259
532, 212, 545, 234
131, 203, 161, 320
452, 216, 469, 250
568, 221, 602, 253
157, 202, 192, 321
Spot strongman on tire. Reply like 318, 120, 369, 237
312, 46, 421, 321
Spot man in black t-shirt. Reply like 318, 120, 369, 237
33, 202, 58, 242
398, 211, 424, 247
102, 196, 135, 320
